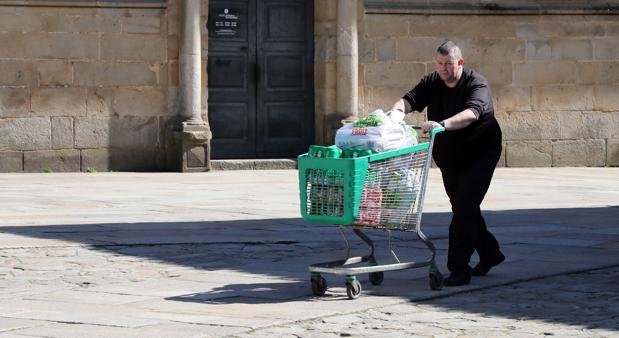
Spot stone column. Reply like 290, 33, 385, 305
173, 0, 212, 172
180, 0, 204, 125
336, 0, 358, 121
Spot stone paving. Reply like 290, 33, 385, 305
0, 168, 617, 337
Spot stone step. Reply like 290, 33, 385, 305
210, 159, 297, 170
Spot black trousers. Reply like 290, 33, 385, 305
440, 146, 502, 274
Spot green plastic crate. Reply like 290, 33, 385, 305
298, 142, 431, 225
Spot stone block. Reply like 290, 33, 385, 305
37, 60, 73, 86
31, 88, 88, 116
494, 86, 531, 113
505, 141, 552, 167
0, 60, 35, 86
375, 38, 396, 62
363, 86, 410, 114
0, 11, 45, 32
41, 14, 121, 33
531, 86, 594, 111
315, 0, 337, 21
314, 88, 336, 120
525, 39, 592, 60
498, 111, 560, 141
75, 116, 159, 149
81, 148, 160, 172
359, 37, 374, 62
74, 62, 159, 87
395, 37, 440, 61
101, 34, 165, 61
24, 149, 80, 173
553, 139, 606, 167
51, 117, 74, 149
86, 87, 113, 116
608, 139, 619, 167
0, 117, 50, 151
577, 61, 619, 85
473, 62, 512, 86
0, 151, 23, 172
112, 87, 166, 117
315, 36, 336, 63
168, 34, 179, 61
365, 15, 408, 38
409, 15, 518, 38
516, 18, 605, 39
364, 62, 426, 87
593, 85, 619, 111
560, 111, 614, 140
0, 87, 30, 117
0, 32, 26, 58
497, 143, 506, 168
168, 59, 179, 87
121, 12, 163, 34
167, 0, 179, 36
593, 37, 619, 60
315, 20, 336, 37
464, 38, 525, 64
513, 61, 578, 85
74, 117, 109, 148
22, 33, 99, 59
314, 62, 336, 90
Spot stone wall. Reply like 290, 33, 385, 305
359, 2, 619, 167
0, 3, 171, 172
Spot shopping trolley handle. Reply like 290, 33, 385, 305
411, 125, 445, 137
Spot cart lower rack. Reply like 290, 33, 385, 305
298, 127, 444, 299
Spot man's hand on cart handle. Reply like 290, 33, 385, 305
422, 120, 444, 133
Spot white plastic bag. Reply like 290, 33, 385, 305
335, 109, 417, 153
381, 168, 421, 224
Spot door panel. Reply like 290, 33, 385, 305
208, 0, 256, 158
257, 0, 313, 158
208, 0, 313, 159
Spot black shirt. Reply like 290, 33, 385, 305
403, 68, 501, 169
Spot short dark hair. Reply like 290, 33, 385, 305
437, 40, 463, 59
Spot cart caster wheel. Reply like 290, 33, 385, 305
369, 271, 384, 286
429, 271, 444, 291
311, 276, 327, 296
346, 279, 362, 299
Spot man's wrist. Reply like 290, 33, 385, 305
438, 120, 446, 128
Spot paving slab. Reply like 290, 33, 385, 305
0, 168, 617, 337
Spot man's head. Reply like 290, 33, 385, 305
435, 40, 464, 87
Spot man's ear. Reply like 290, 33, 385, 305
458, 58, 464, 66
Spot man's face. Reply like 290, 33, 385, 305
435, 53, 462, 85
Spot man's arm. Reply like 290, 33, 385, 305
422, 108, 478, 133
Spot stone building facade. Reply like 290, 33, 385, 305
318, 0, 619, 167
0, 0, 617, 172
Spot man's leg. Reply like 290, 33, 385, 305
441, 168, 476, 286
442, 159, 499, 285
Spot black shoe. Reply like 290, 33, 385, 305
443, 271, 471, 287
472, 252, 505, 276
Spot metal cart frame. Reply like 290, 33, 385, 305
298, 127, 445, 299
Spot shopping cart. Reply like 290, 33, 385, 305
297, 126, 445, 299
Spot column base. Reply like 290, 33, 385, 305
166, 121, 212, 172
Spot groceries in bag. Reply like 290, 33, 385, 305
381, 167, 421, 225
335, 109, 418, 153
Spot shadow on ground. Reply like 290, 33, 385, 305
1, 206, 618, 330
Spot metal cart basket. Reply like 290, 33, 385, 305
298, 127, 445, 299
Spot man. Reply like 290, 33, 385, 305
390, 40, 505, 286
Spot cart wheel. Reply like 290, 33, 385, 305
346, 280, 362, 299
369, 271, 384, 286
429, 271, 444, 291
311, 276, 328, 296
